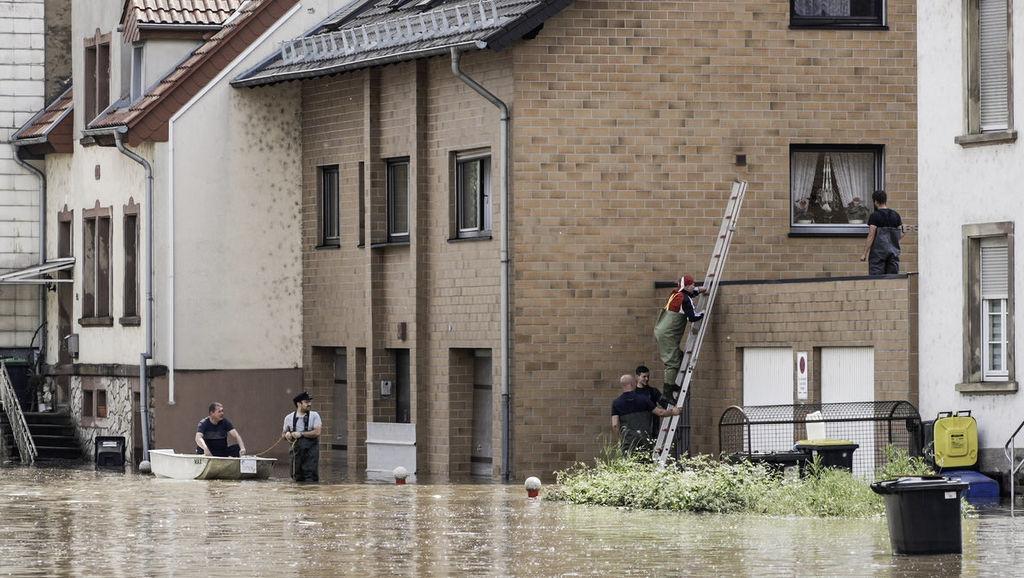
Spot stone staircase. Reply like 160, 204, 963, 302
1, 411, 82, 463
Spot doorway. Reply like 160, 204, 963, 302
470, 349, 493, 477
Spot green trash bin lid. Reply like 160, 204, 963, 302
795, 439, 859, 450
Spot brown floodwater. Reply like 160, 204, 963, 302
0, 465, 1021, 576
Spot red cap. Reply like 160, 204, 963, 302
682, 274, 695, 287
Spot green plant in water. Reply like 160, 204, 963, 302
875, 445, 935, 481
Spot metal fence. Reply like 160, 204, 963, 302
719, 401, 922, 478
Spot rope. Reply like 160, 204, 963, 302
251, 434, 295, 457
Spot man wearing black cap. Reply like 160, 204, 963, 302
283, 392, 321, 482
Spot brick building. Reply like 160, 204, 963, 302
235, 0, 918, 480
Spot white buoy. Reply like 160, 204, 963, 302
394, 466, 408, 485
525, 476, 541, 498
139, 460, 152, 474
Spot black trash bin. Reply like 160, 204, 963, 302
94, 436, 126, 470
795, 439, 859, 472
871, 476, 968, 555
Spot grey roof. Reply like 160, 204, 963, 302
232, 0, 572, 87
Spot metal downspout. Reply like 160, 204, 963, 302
12, 147, 47, 367
451, 46, 512, 481
113, 130, 153, 472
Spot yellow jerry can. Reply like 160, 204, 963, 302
933, 411, 978, 469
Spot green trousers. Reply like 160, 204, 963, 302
654, 308, 687, 396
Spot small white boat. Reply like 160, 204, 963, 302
149, 449, 276, 480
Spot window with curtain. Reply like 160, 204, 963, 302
790, 0, 884, 27
790, 145, 882, 230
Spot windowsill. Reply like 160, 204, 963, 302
789, 23, 888, 31
955, 130, 1018, 147
370, 240, 410, 249
789, 227, 868, 238
119, 316, 140, 327
955, 381, 1018, 394
79, 316, 114, 327
80, 417, 110, 428
315, 243, 341, 250
448, 234, 493, 243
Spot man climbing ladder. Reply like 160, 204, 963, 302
653, 180, 747, 465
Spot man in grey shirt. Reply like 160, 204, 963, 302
283, 392, 322, 482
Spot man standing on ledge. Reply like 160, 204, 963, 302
195, 402, 246, 457
860, 189, 903, 275
284, 392, 322, 482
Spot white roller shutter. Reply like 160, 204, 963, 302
980, 0, 1010, 131
821, 347, 875, 479
981, 237, 1009, 299
743, 348, 794, 453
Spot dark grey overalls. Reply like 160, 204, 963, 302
869, 221, 901, 275
289, 412, 319, 482
619, 410, 655, 456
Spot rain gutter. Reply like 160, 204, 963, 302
451, 44, 512, 482
12, 146, 47, 366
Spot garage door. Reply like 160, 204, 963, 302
821, 347, 875, 478
743, 347, 794, 452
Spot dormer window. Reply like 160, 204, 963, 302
130, 44, 144, 102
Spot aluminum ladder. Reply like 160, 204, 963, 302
1005, 419, 1024, 515
0, 361, 37, 465
654, 180, 747, 466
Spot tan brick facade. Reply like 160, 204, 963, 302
298, 1, 917, 480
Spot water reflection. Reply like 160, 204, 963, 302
0, 466, 1022, 576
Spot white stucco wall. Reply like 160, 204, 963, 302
0, 0, 44, 349
918, 1, 1024, 456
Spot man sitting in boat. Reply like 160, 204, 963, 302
195, 402, 247, 457
283, 392, 321, 482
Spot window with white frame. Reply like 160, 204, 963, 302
981, 237, 1009, 380
790, 145, 882, 231
456, 152, 491, 238
962, 222, 1015, 387
387, 158, 410, 243
962, 0, 1014, 138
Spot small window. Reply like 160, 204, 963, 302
790, 145, 883, 232
964, 0, 1013, 135
394, 349, 410, 423
130, 44, 144, 102
981, 238, 1009, 380
387, 159, 410, 243
962, 223, 1015, 386
318, 165, 340, 247
95, 390, 108, 419
123, 202, 139, 320
83, 37, 111, 121
456, 154, 491, 238
358, 161, 366, 246
83, 390, 94, 418
790, 0, 885, 27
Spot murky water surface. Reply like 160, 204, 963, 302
1, 466, 1023, 576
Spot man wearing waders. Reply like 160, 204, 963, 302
860, 190, 903, 275
654, 274, 707, 403
611, 374, 683, 456
283, 392, 321, 482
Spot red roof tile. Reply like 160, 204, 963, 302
12, 85, 74, 144
121, 0, 245, 43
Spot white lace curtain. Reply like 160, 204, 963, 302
794, 0, 852, 16
791, 152, 817, 202
830, 152, 875, 206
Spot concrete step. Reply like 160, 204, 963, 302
35, 446, 83, 460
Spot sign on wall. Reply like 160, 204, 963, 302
796, 351, 809, 400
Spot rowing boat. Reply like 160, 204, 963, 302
149, 449, 276, 480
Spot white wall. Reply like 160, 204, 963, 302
0, 0, 45, 348
918, 1, 1024, 453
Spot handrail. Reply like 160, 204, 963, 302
1004, 418, 1024, 516
0, 361, 36, 465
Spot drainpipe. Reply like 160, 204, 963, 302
113, 130, 153, 473
12, 147, 47, 369
451, 45, 512, 482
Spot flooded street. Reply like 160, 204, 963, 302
1, 466, 1022, 576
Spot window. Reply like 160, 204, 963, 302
81, 204, 112, 325
83, 390, 94, 418
456, 153, 491, 238
960, 0, 1014, 142
358, 162, 366, 247
122, 200, 139, 323
130, 44, 144, 102
81, 387, 107, 423
318, 165, 340, 247
790, 0, 885, 27
394, 349, 410, 423
790, 145, 883, 232
962, 222, 1015, 387
84, 35, 111, 121
387, 159, 410, 243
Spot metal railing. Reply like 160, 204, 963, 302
280, 0, 506, 65
1005, 419, 1024, 515
0, 361, 36, 465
